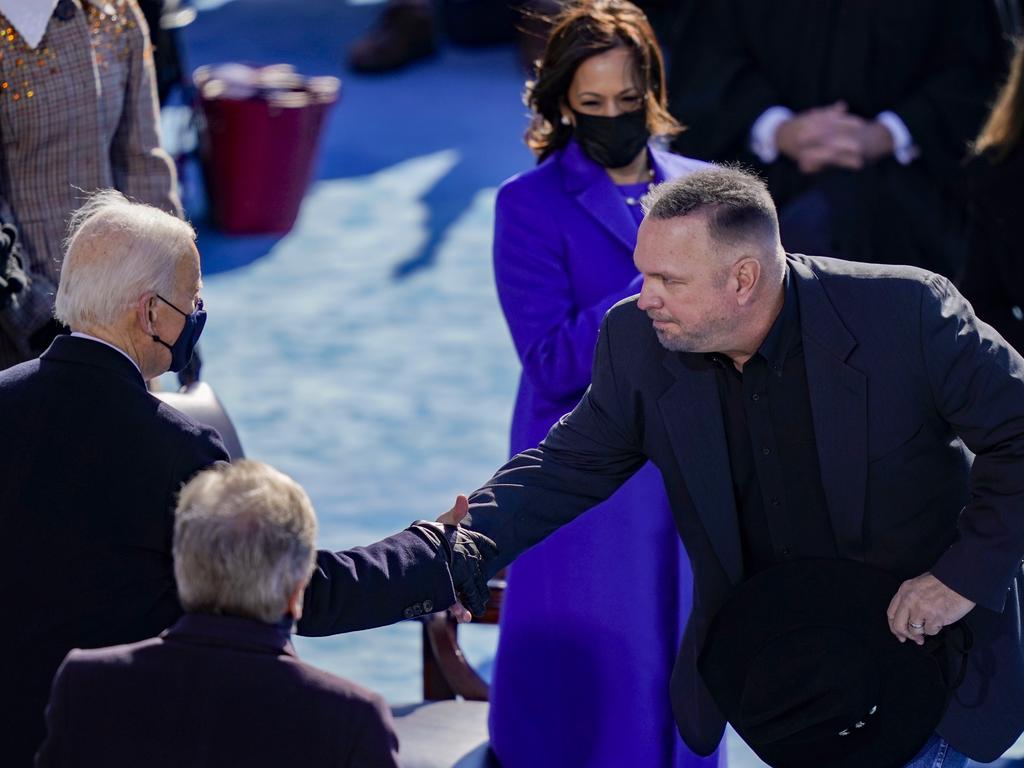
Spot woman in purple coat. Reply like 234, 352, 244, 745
488, 2, 720, 766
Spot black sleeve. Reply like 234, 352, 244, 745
921, 276, 1024, 611
162, 427, 230, 560
461, 312, 648, 575
297, 527, 456, 637
168, 424, 230, 502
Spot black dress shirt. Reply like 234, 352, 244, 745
707, 269, 837, 575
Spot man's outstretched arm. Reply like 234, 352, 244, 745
458, 309, 649, 578
298, 494, 498, 633
297, 523, 457, 637
298, 311, 648, 635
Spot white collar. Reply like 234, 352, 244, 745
0, 0, 111, 50
70, 331, 142, 375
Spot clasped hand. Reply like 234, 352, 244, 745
436, 494, 497, 624
887, 572, 975, 645
775, 101, 894, 174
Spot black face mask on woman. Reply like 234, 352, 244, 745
571, 108, 650, 169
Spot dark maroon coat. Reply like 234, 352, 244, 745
35, 613, 399, 767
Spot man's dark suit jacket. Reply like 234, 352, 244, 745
34, 613, 399, 767
463, 255, 1024, 762
0, 336, 455, 766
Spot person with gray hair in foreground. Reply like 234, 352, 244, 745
0, 191, 490, 766
35, 460, 401, 768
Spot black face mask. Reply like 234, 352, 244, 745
571, 108, 650, 169
150, 294, 206, 373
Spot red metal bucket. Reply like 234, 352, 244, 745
195, 64, 340, 235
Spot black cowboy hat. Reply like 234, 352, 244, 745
698, 559, 971, 768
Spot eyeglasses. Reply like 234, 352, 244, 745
156, 294, 204, 316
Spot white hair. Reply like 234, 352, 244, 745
173, 461, 318, 624
54, 190, 196, 328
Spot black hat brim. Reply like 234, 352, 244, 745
699, 559, 950, 768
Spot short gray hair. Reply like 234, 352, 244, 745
55, 190, 196, 328
173, 461, 318, 624
642, 166, 780, 249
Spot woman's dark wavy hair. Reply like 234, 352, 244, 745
974, 39, 1024, 163
524, 0, 681, 161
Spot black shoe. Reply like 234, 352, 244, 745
349, 0, 437, 74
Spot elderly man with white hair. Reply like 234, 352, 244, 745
0, 191, 489, 766
36, 460, 402, 768
55, 189, 206, 378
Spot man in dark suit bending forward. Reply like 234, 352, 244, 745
443, 167, 1024, 766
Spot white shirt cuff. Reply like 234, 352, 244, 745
876, 111, 919, 165
749, 106, 794, 164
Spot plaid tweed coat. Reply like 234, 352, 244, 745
0, 0, 180, 367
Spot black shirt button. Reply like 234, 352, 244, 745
770, 497, 780, 507
751, 393, 760, 402
781, 547, 792, 557
762, 447, 771, 455
403, 607, 415, 619
423, 600, 434, 613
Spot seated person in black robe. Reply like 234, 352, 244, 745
666, 0, 1003, 277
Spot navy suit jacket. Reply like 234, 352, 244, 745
463, 255, 1024, 761
34, 613, 399, 767
0, 336, 455, 766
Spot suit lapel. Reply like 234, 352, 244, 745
658, 353, 744, 585
791, 258, 868, 561
560, 140, 638, 255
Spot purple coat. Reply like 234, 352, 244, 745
489, 141, 720, 768
495, 140, 708, 453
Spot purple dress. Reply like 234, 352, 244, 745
488, 140, 722, 767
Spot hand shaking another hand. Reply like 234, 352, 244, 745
436, 494, 498, 624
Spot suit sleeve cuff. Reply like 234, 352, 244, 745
931, 541, 1013, 613
876, 111, 919, 165
749, 106, 794, 163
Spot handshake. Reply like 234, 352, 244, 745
411, 494, 498, 623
